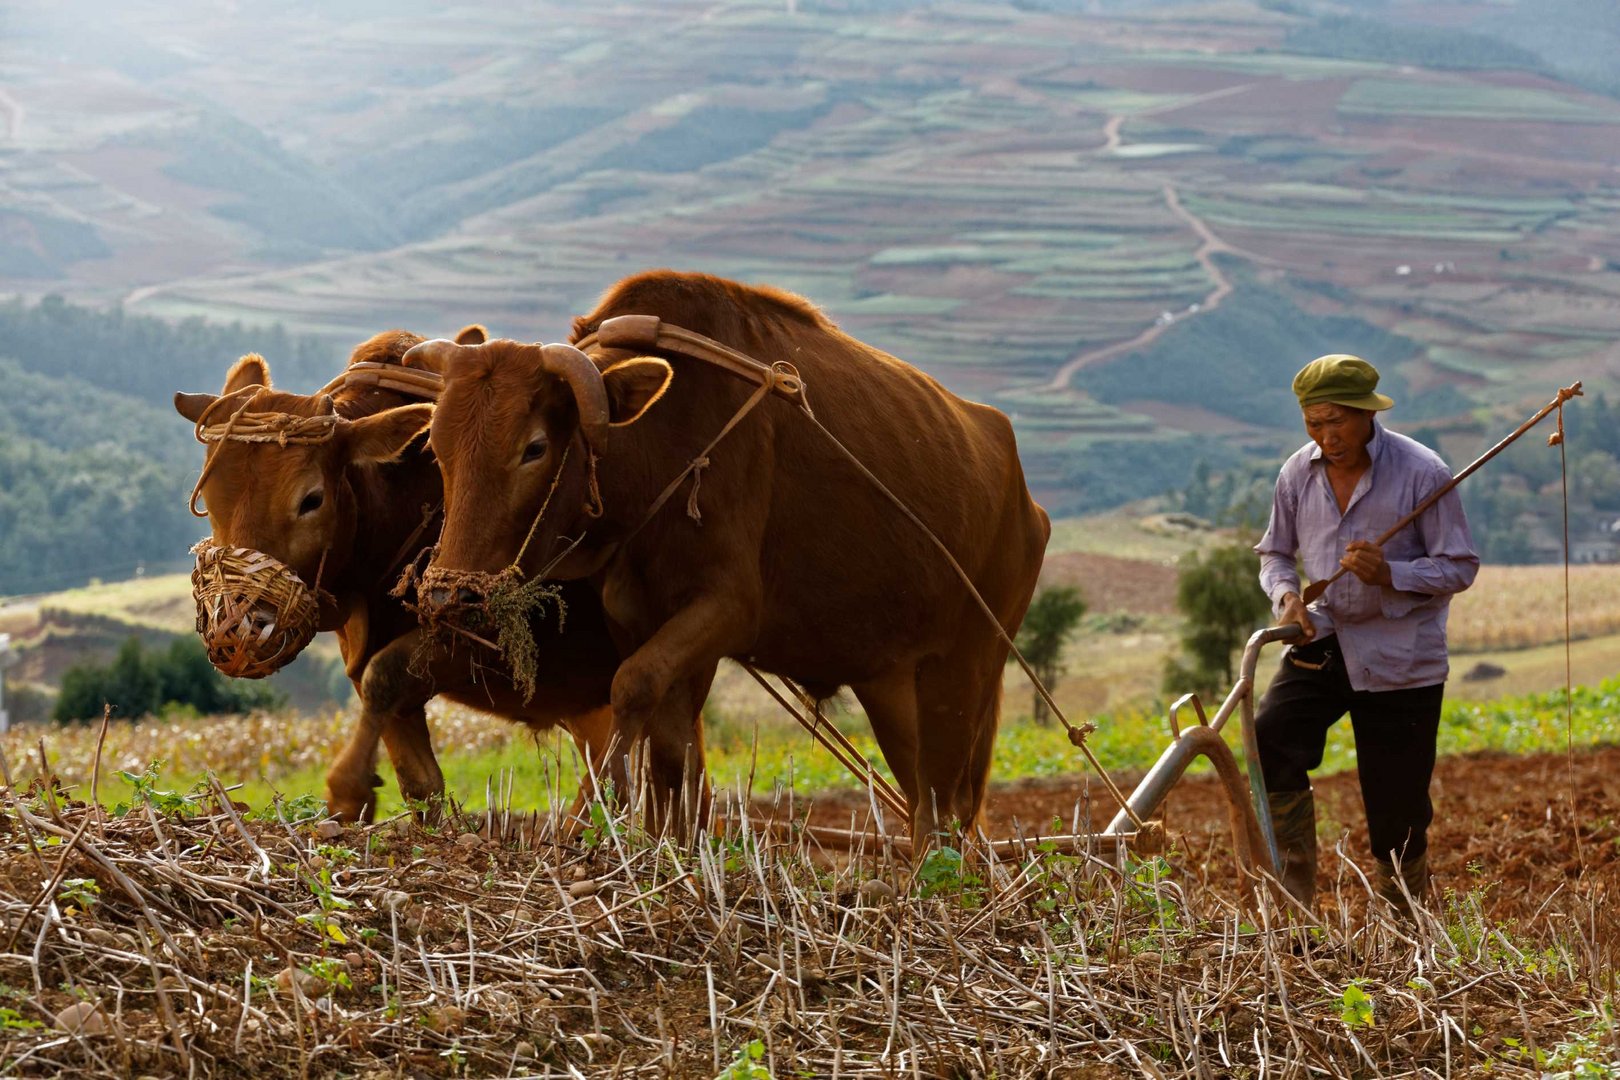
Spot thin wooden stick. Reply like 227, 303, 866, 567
1304, 381, 1583, 603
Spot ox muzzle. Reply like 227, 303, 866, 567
400, 560, 565, 704
403, 560, 510, 633
191, 538, 328, 679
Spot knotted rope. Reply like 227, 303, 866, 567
396, 447, 578, 702
631, 361, 801, 535
188, 386, 342, 518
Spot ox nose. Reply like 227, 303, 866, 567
243, 607, 276, 639
425, 585, 483, 609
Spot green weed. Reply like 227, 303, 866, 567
303, 956, 352, 992
56, 877, 100, 915
297, 866, 354, 946
112, 760, 205, 818
717, 1038, 772, 1080
1337, 981, 1375, 1028
913, 846, 984, 907
0, 1007, 42, 1031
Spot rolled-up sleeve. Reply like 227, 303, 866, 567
1384, 467, 1480, 608
1255, 466, 1302, 617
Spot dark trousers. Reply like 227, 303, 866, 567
1254, 635, 1444, 862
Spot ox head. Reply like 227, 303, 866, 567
409, 337, 671, 615
174, 338, 453, 624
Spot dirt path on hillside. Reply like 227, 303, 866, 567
1044, 182, 1238, 390
1044, 82, 1270, 392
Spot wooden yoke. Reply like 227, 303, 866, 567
317, 361, 446, 401
582, 315, 813, 415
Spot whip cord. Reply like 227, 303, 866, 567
1553, 403, 1584, 875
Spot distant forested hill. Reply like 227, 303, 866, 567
1285, 0, 1620, 98
0, 296, 335, 405
0, 298, 337, 596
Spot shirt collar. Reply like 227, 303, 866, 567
1308, 420, 1385, 464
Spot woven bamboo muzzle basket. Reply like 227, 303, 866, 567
190, 538, 325, 679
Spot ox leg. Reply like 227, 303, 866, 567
912, 644, 1003, 843
607, 598, 740, 836
352, 632, 446, 817
326, 695, 386, 823
326, 696, 442, 823
851, 670, 923, 832
556, 704, 617, 837
639, 669, 715, 836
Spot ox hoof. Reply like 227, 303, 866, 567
324, 774, 384, 825
401, 791, 448, 827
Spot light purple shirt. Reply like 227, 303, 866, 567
1255, 422, 1479, 691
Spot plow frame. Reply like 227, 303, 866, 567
1100, 623, 1305, 881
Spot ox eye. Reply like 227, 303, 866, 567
297, 491, 324, 516
521, 438, 548, 464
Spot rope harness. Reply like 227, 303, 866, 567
186, 362, 441, 678
396, 445, 580, 701
399, 325, 811, 701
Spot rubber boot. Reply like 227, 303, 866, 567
1268, 789, 1317, 910
1375, 851, 1429, 919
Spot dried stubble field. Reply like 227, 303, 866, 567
0, 747, 1614, 1079
0, 670, 1615, 1077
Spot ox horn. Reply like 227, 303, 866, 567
401, 337, 466, 374
317, 394, 335, 415
533, 343, 610, 454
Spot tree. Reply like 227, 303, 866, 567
1162, 543, 1272, 700
52, 636, 283, 723
1014, 586, 1088, 726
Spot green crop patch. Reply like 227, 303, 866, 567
1339, 78, 1620, 124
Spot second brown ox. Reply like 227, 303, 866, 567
412, 271, 1050, 837
176, 326, 621, 820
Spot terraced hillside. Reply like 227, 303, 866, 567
3, 0, 1618, 515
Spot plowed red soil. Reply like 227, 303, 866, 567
796, 745, 1620, 924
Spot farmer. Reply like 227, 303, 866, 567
1254, 355, 1478, 915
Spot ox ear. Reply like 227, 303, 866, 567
602, 357, 672, 427
454, 323, 488, 345
222, 353, 270, 395
173, 392, 218, 424
344, 403, 435, 465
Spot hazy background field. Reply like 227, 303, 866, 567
1, 0, 1616, 806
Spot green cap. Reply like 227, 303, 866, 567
1293, 354, 1394, 411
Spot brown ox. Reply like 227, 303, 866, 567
174, 327, 621, 821
413, 271, 1050, 837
